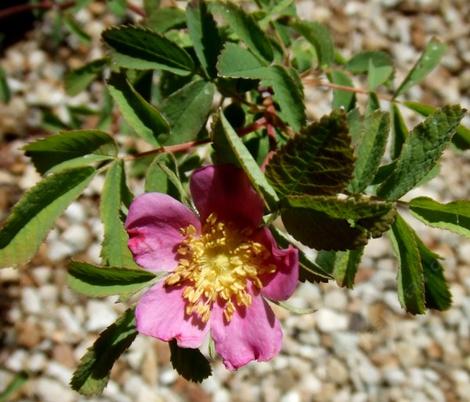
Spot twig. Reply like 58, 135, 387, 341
0, 0, 75, 20
0, 0, 145, 20
125, 117, 270, 161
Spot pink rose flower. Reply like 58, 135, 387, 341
125, 164, 299, 370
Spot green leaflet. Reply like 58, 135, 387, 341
266, 110, 354, 196
24, 130, 117, 175
271, 226, 333, 283
348, 110, 390, 193
0, 66, 11, 104
102, 25, 194, 75
217, 44, 306, 131
390, 103, 409, 160
414, 234, 452, 311
160, 79, 215, 145
64, 13, 92, 43
327, 70, 356, 111
211, 1, 273, 62
316, 247, 364, 288
377, 105, 465, 200
289, 19, 334, 67
67, 261, 156, 297
169, 340, 212, 383
146, 7, 186, 33
281, 195, 396, 250
389, 215, 425, 314
403, 100, 470, 150
0, 167, 95, 268
70, 308, 138, 396
212, 111, 279, 210
107, 73, 169, 146
394, 38, 446, 97
100, 160, 139, 268
409, 197, 470, 238
346, 51, 393, 74
186, 0, 222, 79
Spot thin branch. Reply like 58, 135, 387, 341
0, 0, 145, 20
0, 0, 75, 20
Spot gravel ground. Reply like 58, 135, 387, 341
0, 1, 469, 401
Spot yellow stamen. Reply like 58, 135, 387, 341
164, 213, 275, 323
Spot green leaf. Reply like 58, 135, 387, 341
266, 110, 354, 196
0, 66, 11, 104
289, 19, 334, 66
217, 45, 306, 131
217, 42, 268, 78
346, 51, 393, 74
169, 340, 212, 383
271, 226, 333, 283
160, 79, 215, 145
394, 38, 446, 97
348, 110, 390, 193
281, 195, 396, 250
377, 105, 465, 200
107, 73, 169, 146
414, 235, 451, 310
212, 111, 279, 210
368, 58, 393, 90
0, 167, 95, 268
0, 371, 27, 402
70, 308, 138, 396
107, 0, 127, 16
409, 197, 470, 238
327, 70, 356, 111
100, 160, 139, 268
390, 103, 408, 160
102, 25, 195, 75
146, 7, 186, 33
316, 247, 364, 288
403, 100, 470, 150
64, 13, 91, 43
186, 0, 222, 79
389, 214, 426, 314
24, 130, 117, 175
211, 1, 273, 62
67, 261, 156, 297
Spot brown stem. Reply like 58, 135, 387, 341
0, 0, 145, 20
303, 77, 394, 101
0, 0, 75, 19
125, 117, 270, 161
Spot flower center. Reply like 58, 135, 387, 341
165, 213, 275, 323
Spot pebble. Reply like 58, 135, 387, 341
62, 224, 90, 251
64, 202, 87, 223
85, 300, 118, 332
35, 378, 75, 402
323, 290, 348, 311
316, 309, 349, 332
47, 240, 74, 262
21, 287, 43, 314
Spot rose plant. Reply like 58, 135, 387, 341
0, 0, 468, 395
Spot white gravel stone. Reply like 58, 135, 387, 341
46, 362, 73, 385
160, 369, 178, 385
47, 240, 74, 262
35, 378, 75, 402
57, 306, 83, 335
27, 353, 48, 372
22, 287, 43, 314
280, 391, 301, 402
316, 309, 349, 332
64, 202, 87, 223
324, 290, 348, 311
383, 368, 406, 385
85, 300, 118, 332
5, 350, 27, 372
62, 224, 90, 251
31, 266, 52, 285
457, 241, 470, 264
0, 267, 20, 281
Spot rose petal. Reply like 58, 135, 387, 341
136, 281, 208, 348
256, 228, 299, 301
210, 291, 282, 370
190, 165, 264, 228
125, 193, 200, 272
